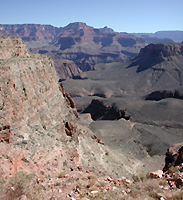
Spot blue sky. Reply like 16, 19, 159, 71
0, 0, 182, 33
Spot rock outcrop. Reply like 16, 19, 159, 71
139, 42, 183, 59
53, 58, 82, 80
144, 88, 183, 101
0, 36, 31, 59
127, 42, 183, 73
163, 142, 183, 172
83, 99, 130, 120
0, 36, 78, 141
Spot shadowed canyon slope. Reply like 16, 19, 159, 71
62, 42, 183, 168
63, 42, 183, 96
62, 42, 183, 128
62, 42, 183, 127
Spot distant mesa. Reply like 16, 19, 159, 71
136, 34, 174, 44
127, 42, 183, 72
132, 31, 183, 43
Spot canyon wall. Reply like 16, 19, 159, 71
0, 36, 78, 142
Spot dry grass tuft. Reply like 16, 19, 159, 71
58, 171, 66, 178
4, 172, 42, 200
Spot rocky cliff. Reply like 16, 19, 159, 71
127, 42, 183, 73
51, 57, 82, 80
0, 36, 78, 142
139, 42, 183, 59
0, 24, 59, 41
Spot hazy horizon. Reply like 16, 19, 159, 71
0, 21, 183, 34
0, 0, 182, 33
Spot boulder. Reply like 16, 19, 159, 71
150, 170, 163, 178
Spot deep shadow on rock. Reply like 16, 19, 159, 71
163, 142, 183, 172
127, 43, 183, 73
83, 99, 130, 121
144, 88, 183, 101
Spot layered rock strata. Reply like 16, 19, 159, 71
0, 36, 78, 142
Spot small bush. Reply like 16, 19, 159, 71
144, 179, 159, 191
21, 157, 29, 163
146, 172, 151, 180
40, 171, 44, 175
132, 174, 140, 182
168, 189, 183, 200
63, 160, 67, 166
43, 125, 46, 130
86, 179, 96, 188
139, 173, 145, 182
159, 179, 168, 186
5, 172, 39, 199
18, 135, 24, 139
87, 174, 97, 188
54, 182, 61, 186
168, 166, 179, 174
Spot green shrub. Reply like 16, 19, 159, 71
63, 160, 67, 166
168, 166, 179, 173
21, 157, 29, 163
159, 179, 168, 186
43, 125, 46, 130
146, 172, 151, 180
54, 182, 61, 186
40, 171, 44, 175
132, 174, 140, 182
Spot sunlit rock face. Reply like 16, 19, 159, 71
0, 37, 78, 141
